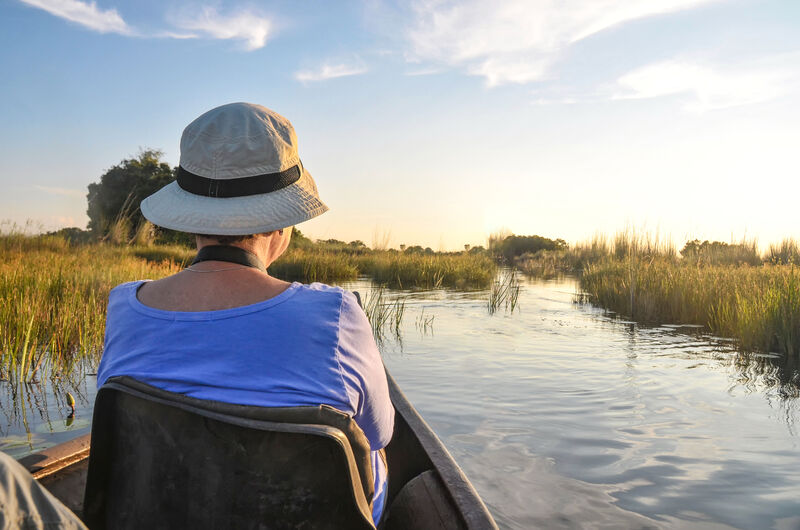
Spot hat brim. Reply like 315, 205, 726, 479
140, 168, 328, 235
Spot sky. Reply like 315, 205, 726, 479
1, 0, 799, 250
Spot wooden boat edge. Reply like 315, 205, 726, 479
384, 372, 498, 530
20, 433, 91, 480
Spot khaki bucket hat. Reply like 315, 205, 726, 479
141, 102, 328, 235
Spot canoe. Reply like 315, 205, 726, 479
20, 371, 498, 530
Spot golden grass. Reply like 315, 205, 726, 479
0, 234, 496, 380
0, 236, 181, 382
356, 251, 496, 289
581, 257, 800, 356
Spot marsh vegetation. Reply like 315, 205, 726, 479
512, 229, 800, 357
0, 225, 498, 386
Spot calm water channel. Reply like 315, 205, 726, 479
2, 274, 799, 529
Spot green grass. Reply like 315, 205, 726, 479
356, 251, 496, 289
488, 269, 520, 315
0, 236, 182, 383
581, 257, 800, 356
514, 229, 800, 357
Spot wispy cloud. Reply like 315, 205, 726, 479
294, 60, 368, 83
19, 0, 131, 34
171, 7, 272, 51
614, 58, 799, 111
19, 1, 275, 50
405, 0, 725, 87
35, 185, 85, 198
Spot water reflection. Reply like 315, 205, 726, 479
0, 358, 96, 457
379, 276, 800, 528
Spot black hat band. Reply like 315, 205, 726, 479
176, 164, 301, 198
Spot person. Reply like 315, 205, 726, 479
95, 102, 394, 525
0, 451, 87, 529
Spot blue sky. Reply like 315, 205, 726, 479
1, 0, 799, 250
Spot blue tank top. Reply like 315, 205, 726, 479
97, 280, 394, 523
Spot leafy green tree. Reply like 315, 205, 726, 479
288, 228, 313, 250
86, 149, 174, 237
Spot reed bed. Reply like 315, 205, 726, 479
581, 258, 800, 356
0, 232, 496, 381
356, 252, 496, 289
516, 234, 614, 277
269, 248, 359, 283
0, 236, 181, 382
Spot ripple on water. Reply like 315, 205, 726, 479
382, 276, 800, 529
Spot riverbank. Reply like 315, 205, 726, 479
581, 258, 800, 357
514, 231, 800, 357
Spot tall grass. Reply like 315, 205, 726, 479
767, 239, 800, 265
357, 251, 496, 289
0, 235, 181, 382
362, 287, 407, 341
488, 269, 520, 315
269, 248, 359, 283
581, 258, 800, 356
0, 230, 497, 381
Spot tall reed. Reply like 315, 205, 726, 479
357, 251, 496, 289
581, 257, 800, 356
0, 231, 497, 380
362, 287, 407, 341
488, 269, 520, 315
0, 234, 181, 382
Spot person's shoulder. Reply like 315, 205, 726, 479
295, 282, 360, 308
109, 280, 145, 297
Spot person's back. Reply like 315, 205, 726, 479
95, 102, 394, 524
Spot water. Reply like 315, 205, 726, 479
2, 275, 799, 528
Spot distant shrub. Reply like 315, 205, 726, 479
495, 235, 567, 262
45, 227, 94, 245
681, 239, 760, 266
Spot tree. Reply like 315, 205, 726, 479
495, 234, 567, 262
288, 228, 313, 250
86, 149, 174, 237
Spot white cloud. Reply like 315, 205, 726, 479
294, 61, 368, 83
406, 0, 725, 86
614, 59, 799, 111
34, 185, 85, 198
172, 7, 272, 51
19, 0, 130, 34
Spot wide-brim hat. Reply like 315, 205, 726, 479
141, 102, 328, 235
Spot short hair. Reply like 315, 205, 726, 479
194, 234, 257, 246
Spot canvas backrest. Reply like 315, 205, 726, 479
82, 376, 376, 530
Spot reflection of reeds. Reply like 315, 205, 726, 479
488, 270, 520, 315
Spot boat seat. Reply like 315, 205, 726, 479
82, 376, 376, 530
